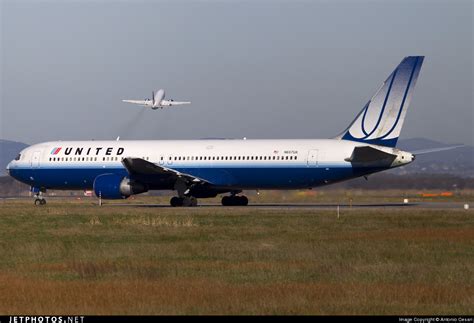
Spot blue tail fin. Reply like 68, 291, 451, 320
337, 56, 424, 147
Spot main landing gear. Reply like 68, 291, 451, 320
170, 196, 198, 207
221, 195, 249, 206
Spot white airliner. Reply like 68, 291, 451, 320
7, 56, 456, 207
122, 89, 191, 109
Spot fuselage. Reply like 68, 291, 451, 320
6, 138, 413, 192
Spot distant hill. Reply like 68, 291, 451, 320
0, 140, 29, 175
396, 138, 474, 177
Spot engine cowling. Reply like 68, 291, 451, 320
93, 174, 147, 199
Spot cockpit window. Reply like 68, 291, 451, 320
14, 154, 21, 161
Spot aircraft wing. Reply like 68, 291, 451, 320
122, 100, 149, 106
161, 100, 191, 106
121, 157, 208, 184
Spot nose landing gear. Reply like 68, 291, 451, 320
34, 198, 46, 206
31, 187, 47, 206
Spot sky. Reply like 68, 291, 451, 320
1, 0, 472, 146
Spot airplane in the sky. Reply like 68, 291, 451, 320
122, 89, 191, 109
6, 56, 460, 207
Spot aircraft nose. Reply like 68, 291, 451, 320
411, 154, 416, 161
6, 161, 13, 173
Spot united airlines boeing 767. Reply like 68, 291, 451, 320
8, 56, 444, 206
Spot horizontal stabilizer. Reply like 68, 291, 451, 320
345, 146, 397, 167
411, 145, 464, 155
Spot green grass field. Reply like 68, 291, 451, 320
0, 198, 473, 314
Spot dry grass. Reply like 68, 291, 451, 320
0, 198, 473, 314
1, 274, 471, 315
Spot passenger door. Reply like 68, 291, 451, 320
31, 151, 41, 168
307, 149, 319, 167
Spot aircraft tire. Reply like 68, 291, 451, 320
170, 196, 183, 207
222, 195, 248, 206
239, 196, 249, 206
182, 197, 198, 207
190, 197, 198, 207
221, 196, 230, 206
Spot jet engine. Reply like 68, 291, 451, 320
93, 174, 148, 199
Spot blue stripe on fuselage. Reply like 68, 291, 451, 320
8, 163, 374, 190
